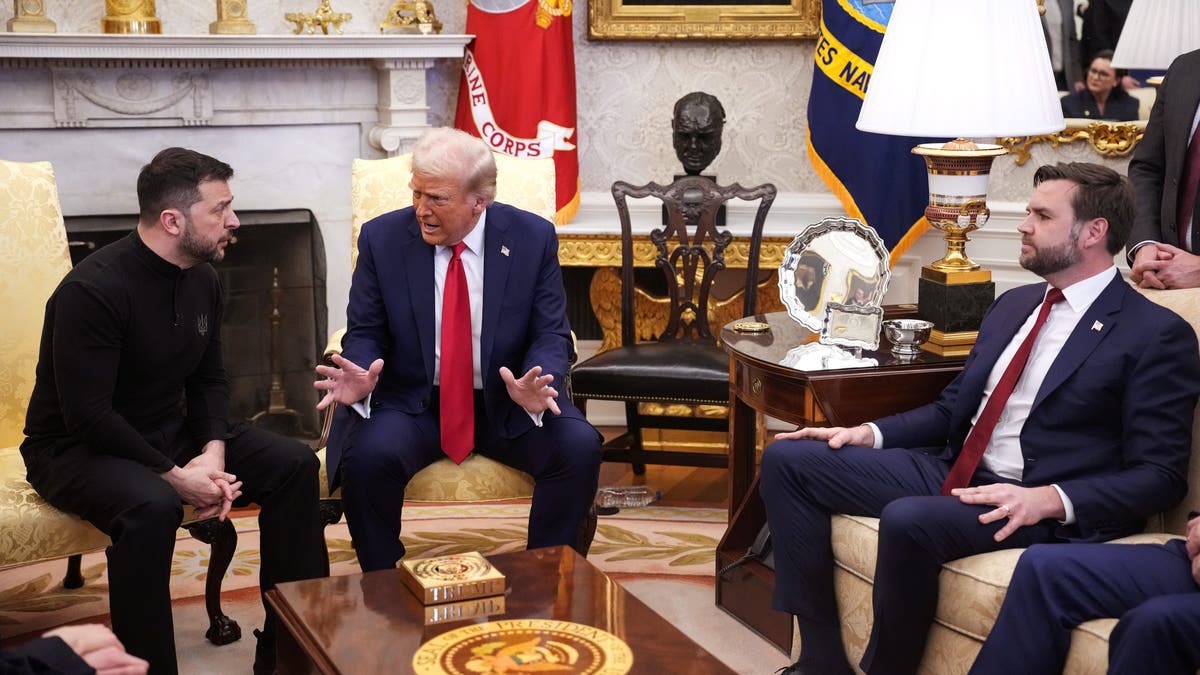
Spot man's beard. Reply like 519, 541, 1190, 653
180, 218, 223, 263
1020, 224, 1082, 277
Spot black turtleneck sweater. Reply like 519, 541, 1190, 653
21, 231, 231, 473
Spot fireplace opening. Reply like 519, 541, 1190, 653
64, 209, 328, 438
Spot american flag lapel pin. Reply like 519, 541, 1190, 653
1091, 320, 1103, 332
501, 245, 510, 257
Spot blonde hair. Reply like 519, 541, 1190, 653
411, 127, 498, 202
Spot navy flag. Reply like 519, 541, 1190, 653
807, 0, 938, 265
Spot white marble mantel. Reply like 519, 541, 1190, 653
0, 32, 473, 331
0, 32, 471, 154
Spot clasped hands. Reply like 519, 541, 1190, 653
314, 354, 561, 415
162, 440, 241, 522
776, 424, 1066, 542
1131, 243, 1200, 290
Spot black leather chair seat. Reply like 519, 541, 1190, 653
570, 341, 729, 404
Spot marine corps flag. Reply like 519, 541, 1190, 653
454, 0, 580, 224
807, 0, 935, 263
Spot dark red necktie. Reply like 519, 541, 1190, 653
1177, 122, 1200, 250
941, 288, 1065, 495
440, 242, 474, 464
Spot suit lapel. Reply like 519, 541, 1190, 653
403, 219, 437, 385
480, 206, 512, 382
1032, 274, 1126, 409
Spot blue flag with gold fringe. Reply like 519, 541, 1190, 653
807, 0, 937, 265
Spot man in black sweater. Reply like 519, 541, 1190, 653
20, 148, 329, 675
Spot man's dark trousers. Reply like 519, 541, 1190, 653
338, 391, 603, 572
970, 541, 1200, 675
25, 425, 330, 675
760, 439, 1060, 675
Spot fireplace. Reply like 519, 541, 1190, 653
65, 210, 328, 435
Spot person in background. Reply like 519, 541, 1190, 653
1060, 50, 1139, 121
1044, 0, 1083, 92
1127, 48, 1200, 290
969, 513, 1200, 675
1079, 0, 1135, 88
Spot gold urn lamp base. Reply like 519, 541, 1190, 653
913, 139, 1006, 354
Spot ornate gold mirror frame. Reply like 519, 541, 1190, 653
997, 120, 1146, 166
587, 0, 819, 40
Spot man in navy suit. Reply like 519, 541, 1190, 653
315, 127, 602, 572
1128, 47, 1200, 289
763, 161, 1200, 675
969, 513, 1200, 675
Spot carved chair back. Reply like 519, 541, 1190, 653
613, 176, 777, 347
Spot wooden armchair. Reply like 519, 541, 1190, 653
570, 176, 777, 473
316, 151, 596, 552
0, 159, 241, 645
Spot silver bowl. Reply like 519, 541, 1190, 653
883, 319, 934, 356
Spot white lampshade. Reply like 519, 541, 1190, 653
857, 0, 1064, 137
1111, 0, 1200, 69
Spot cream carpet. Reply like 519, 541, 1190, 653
0, 501, 791, 674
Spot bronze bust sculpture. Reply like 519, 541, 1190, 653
672, 92, 725, 176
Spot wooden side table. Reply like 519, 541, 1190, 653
716, 311, 966, 651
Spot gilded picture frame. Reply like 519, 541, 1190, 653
588, 0, 820, 41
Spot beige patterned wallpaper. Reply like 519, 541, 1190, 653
4, 1, 824, 194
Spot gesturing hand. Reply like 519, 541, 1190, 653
774, 424, 874, 449
500, 365, 560, 415
951, 483, 1066, 542
314, 354, 384, 410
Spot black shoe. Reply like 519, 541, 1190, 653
252, 628, 276, 675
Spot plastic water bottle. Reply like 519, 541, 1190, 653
595, 485, 660, 510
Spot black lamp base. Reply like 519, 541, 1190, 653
918, 269, 995, 356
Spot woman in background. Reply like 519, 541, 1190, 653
1060, 49, 1140, 121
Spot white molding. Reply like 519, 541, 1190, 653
0, 33, 472, 62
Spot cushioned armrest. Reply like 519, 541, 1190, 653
324, 327, 345, 361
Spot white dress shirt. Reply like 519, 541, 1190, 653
869, 266, 1119, 522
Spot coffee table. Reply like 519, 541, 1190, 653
267, 546, 736, 674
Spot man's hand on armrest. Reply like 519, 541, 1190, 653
773, 424, 874, 449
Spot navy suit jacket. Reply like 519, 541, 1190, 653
325, 202, 584, 489
1128, 48, 1200, 251
875, 274, 1200, 542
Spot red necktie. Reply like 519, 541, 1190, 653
1177, 122, 1200, 250
941, 288, 1065, 495
440, 242, 474, 464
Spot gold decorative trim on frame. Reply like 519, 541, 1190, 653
557, 233, 791, 268
587, 0, 819, 40
588, 266, 786, 353
997, 121, 1146, 166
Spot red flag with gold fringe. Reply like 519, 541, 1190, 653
454, 0, 580, 225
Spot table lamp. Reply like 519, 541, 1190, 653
857, 0, 1064, 355
1111, 0, 1200, 85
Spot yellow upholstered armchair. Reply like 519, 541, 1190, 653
0, 159, 241, 645
316, 151, 595, 551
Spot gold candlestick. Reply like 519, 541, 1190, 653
102, 0, 162, 34
210, 0, 256, 34
8, 0, 57, 32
